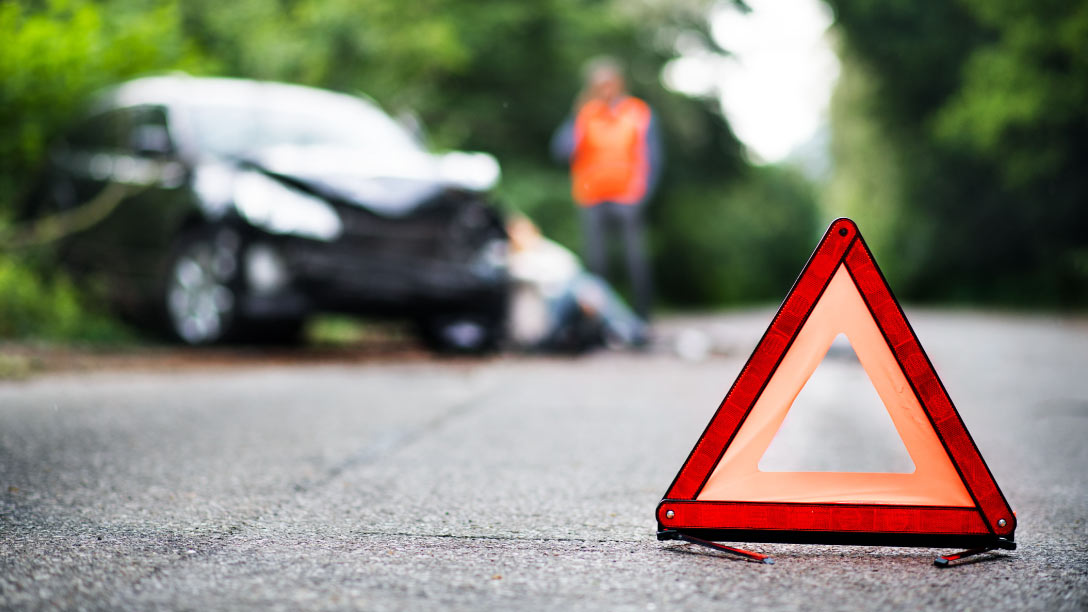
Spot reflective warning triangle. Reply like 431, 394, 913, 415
657, 219, 1016, 549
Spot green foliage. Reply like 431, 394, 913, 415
824, 46, 914, 284
0, 254, 131, 342
825, 0, 1088, 305
654, 166, 820, 305
0, 0, 203, 207
171, 0, 745, 173
494, 161, 580, 251
935, 0, 1088, 174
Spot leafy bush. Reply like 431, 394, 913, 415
826, 0, 1088, 306
0, 0, 202, 207
652, 165, 820, 307
0, 254, 130, 342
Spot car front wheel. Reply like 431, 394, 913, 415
164, 229, 241, 345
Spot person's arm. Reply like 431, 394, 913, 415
550, 117, 576, 163
645, 111, 664, 197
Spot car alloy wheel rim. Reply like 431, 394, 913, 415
168, 241, 235, 344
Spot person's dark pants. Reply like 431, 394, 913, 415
579, 201, 653, 319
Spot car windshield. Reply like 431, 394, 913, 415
186, 92, 421, 158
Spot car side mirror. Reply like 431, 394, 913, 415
130, 124, 174, 157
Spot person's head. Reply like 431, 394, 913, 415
583, 56, 626, 104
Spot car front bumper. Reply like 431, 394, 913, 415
238, 237, 509, 320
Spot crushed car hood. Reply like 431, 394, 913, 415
241, 145, 500, 217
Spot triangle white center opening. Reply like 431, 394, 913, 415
757, 333, 916, 473
696, 264, 973, 506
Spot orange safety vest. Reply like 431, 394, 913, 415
571, 96, 652, 206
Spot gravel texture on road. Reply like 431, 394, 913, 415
1, 310, 1086, 610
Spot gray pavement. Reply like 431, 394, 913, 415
1, 310, 1086, 610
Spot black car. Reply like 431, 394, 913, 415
24, 76, 509, 350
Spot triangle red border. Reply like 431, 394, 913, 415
657, 218, 1015, 547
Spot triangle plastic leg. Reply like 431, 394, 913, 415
661, 530, 774, 564
934, 539, 1016, 567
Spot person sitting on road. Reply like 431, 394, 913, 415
506, 214, 647, 352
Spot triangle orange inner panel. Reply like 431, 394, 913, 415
657, 218, 1016, 548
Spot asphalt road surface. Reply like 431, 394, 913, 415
2, 310, 1086, 611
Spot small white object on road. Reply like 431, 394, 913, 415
675, 328, 712, 362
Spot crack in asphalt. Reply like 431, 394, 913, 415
116, 373, 505, 594
292, 381, 499, 494
348, 530, 645, 544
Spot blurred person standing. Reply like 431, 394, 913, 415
551, 57, 662, 320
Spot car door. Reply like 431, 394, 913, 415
57, 105, 192, 310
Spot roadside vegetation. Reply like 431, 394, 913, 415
825, 0, 1088, 305
0, 253, 130, 342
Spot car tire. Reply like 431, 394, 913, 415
163, 227, 243, 345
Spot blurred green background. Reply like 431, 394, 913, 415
0, 0, 1085, 341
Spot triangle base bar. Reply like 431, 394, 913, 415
658, 527, 1013, 551
657, 499, 1015, 549
658, 500, 994, 534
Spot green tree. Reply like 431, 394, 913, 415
0, 0, 202, 210
825, 0, 1088, 304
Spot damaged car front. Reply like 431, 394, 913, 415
29, 76, 510, 350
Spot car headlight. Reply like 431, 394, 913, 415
233, 171, 342, 241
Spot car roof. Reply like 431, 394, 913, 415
94, 75, 383, 116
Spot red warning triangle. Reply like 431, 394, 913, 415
657, 219, 1015, 550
